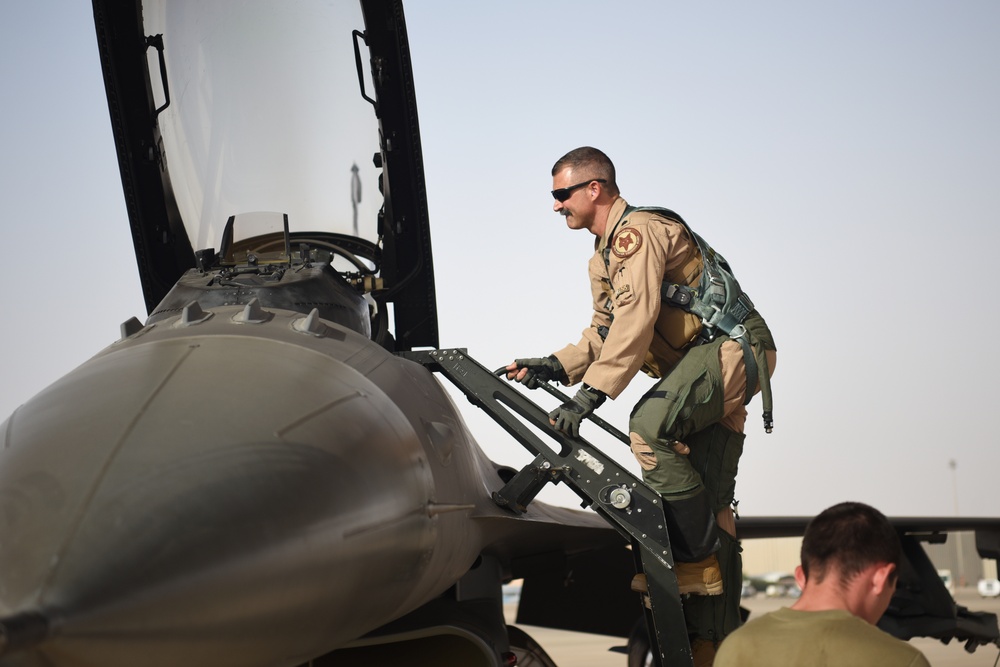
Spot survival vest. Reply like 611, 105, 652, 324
604, 206, 773, 432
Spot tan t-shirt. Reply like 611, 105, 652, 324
715, 607, 931, 667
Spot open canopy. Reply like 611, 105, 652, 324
140, 0, 383, 255
93, 0, 438, 349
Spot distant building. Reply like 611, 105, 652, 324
741, 537, 800, 577
924, 531, 992, 589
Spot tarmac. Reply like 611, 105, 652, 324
506, 588, 1000, 666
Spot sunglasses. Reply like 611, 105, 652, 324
551, 179, 606, 202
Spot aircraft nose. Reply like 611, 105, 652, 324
0, 333, 436, 666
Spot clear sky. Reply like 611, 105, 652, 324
2, 1, 999, 519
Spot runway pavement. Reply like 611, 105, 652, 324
507, 588, 1000, 666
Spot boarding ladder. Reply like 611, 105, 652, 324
401, 349, 694, 667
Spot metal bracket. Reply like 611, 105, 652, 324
144, 34, 170, 118
352, 30, 377, 109
493, 454, 565, 514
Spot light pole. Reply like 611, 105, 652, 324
949, 459, 965, 588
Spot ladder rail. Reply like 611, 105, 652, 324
401, 348, 695, 667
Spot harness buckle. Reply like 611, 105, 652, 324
662, 282, 693, 307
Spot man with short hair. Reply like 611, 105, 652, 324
504, 146, 776, 658
714, 501, 931, 667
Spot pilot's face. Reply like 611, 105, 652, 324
552, 168, 597, 234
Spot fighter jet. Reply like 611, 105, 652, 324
1, 2, 998, 667
0, 2, 630, 665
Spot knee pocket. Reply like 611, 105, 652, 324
679, 371, 714, 424
630, 367, 716, 442
629, 383, 689, 441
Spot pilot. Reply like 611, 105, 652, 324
714, 501, 931, 667
505, 146, 776, 661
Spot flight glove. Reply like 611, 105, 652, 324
548, 384, 606, 438
511, 356, 567, 389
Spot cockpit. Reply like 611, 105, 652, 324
146, 211, 385, 341
132, 1, 406, 345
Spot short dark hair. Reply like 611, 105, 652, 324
552, 146, 619, 195
800, 502, 901, 585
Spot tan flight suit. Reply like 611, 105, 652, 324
552, 197, 774, 479
552, 197, 776, 648
554, 198, 704, 398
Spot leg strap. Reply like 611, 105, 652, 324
663, 487, 720, 563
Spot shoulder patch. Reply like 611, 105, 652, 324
611, 226, 643, 259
